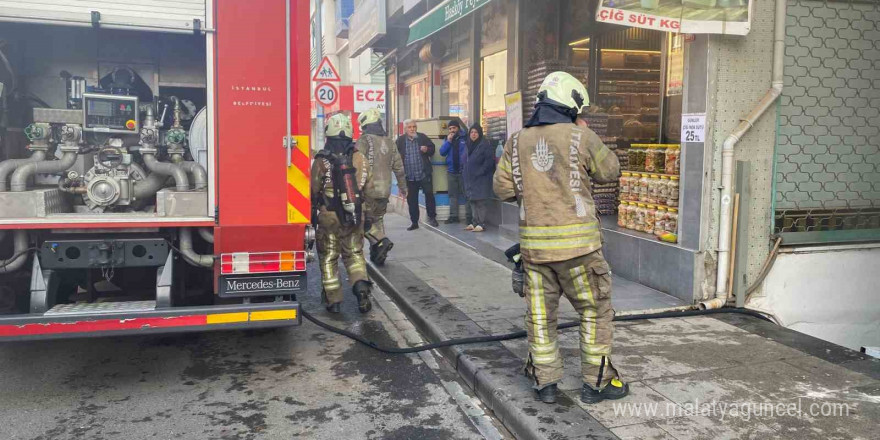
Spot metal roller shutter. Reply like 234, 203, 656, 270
0, 0, 207, 33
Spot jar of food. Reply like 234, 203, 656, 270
668, 176, 680, 207
665, 144, 680, 175
617, 201, 628, 227
631, 147, 646, 172
627, 149, 639, 172
636, 203, 648, 232
619, 172, 631, 201
659, 175, 670, 202
667, 208, 679, 236
644, 146, 657, 172
655, 145, 666, 173
654, 207, 668, 236
648, 174, 661, 204
645, 145, 665, 173
644, 204, 657, 233
626, 203, 639, 230
637, 173, 650, 202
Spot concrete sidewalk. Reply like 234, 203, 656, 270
369, 212, 880, 440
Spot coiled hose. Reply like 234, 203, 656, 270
300, 307, 773, 355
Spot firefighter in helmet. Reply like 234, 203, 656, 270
355, 108, 407, 265
493, 72, 626, 404
311, 113, 373, 313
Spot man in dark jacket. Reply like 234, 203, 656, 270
439, 119, 472, 225
395, 119, 438, 229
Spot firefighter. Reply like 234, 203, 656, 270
311, 113, 373, 314
493, 72, 627, 404
356, 108, 407, 265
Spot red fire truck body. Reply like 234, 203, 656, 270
0, 1, 313, 340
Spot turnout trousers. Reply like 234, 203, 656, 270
317, 211, 369, 304
523, 250, 620, 390
364, 197, 389, 245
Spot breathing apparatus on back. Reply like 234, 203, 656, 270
317, 114, 363, 227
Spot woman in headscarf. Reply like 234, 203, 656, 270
463, 123, 496, 232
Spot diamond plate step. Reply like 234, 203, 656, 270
45, 301, 157, 316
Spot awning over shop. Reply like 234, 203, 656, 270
407, 0, 492, 45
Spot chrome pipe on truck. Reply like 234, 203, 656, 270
0, 122, 51, 192
0, 230, 29, 273
10, 123, 81, 192
179, 228, 214, 267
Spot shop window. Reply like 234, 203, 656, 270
481, 50, 508, 142
480, 0, 508, 50
403, 80, 428, 121
441, 68, 470, 125
596, 28, 663, 142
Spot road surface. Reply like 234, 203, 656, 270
0, 264, 503, 440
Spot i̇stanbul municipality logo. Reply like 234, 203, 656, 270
531, 138, 554, 172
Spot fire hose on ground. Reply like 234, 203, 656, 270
299, 306, 773, 355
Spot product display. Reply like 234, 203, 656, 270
654, 206, 668, 236
667, 176, 680, 207
619, 172, 632, 201
628, 147, 645, 172
644, 204, 657, 233
665, 144, 680, 175
637, 173, 649, 202
659, 175, 670, 202
592, 181, 620, 215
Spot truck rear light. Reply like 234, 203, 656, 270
220, 251, 307, 274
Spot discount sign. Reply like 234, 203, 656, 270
315, 82, 339, 108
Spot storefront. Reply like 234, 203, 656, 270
370, 0, 715, 303
508, 0, 703, 302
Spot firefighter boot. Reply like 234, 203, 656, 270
581, 379, 630, 404
322, 290, 341, 314
352, 280, 373, 313
370, 238, 394, 266
536, 384, 558, 404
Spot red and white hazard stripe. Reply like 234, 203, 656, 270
220, 251, 307, 275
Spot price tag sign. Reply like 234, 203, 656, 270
315, 82, 339, 108
681, 113, 706, 143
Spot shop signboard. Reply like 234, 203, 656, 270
504, 91, 523, 136
596, 0, 752, 35
349, 0, 386, 58
353, 84, 386, 114
407, 0, 493, 45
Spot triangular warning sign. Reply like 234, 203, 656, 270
312, 57, 341, 82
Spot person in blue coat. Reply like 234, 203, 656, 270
439, 119, 472, 225
464, 123, 496, 232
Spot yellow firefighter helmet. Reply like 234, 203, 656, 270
537, 71, 590, 113
325, 113, 353, 138
358, 108, 383, 127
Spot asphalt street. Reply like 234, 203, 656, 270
0, 264, 499, 440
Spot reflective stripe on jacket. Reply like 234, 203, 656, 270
493, 123, 620, 264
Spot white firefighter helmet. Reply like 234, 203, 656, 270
537, 71, 590, 113
358, 108, 383, 127
325, 113, 353, 138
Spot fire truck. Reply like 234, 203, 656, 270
0, 1, 313, 340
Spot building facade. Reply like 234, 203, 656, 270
348, 0, 880, 351
310, 0, 387, 149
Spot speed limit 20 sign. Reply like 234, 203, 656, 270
315, 82, 339, 108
